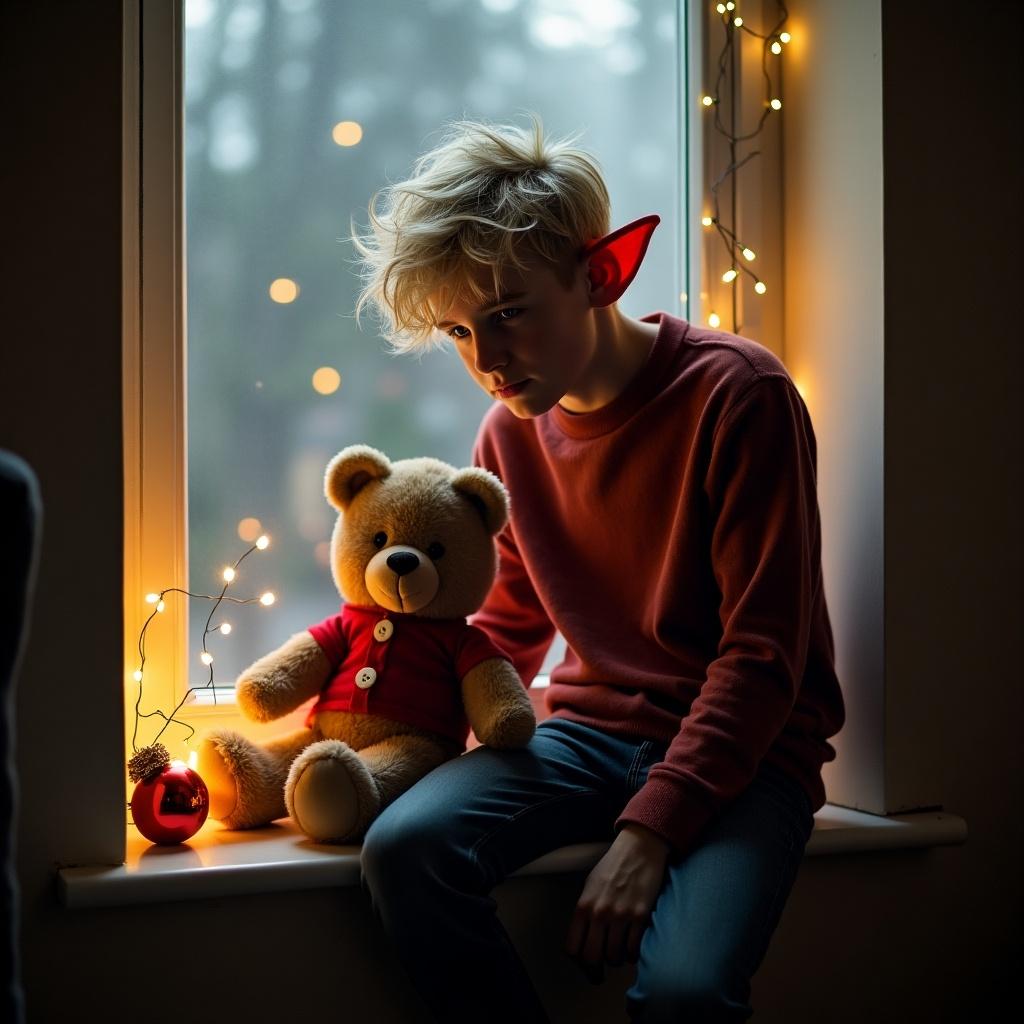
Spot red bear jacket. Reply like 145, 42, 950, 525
305, 603, 512, 747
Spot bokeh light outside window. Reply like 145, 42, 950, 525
184, 0, 684, 684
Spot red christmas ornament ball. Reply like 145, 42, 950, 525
131, 758, 210, 845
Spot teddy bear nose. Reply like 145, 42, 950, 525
386, 551, 421, 577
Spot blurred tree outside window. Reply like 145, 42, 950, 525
184, 0, 684, 684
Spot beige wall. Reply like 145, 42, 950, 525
783, 0, 888, 812
3, 1, 1018, 1021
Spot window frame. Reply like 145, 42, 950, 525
125, 0, 912, 823
124, 0, 702, 751
124, 0, 191, 757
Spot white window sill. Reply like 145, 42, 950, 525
58, 804, 967, 910
183, 685, 240, 709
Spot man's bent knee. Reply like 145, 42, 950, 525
629, 966, 752, 1023
360, 790, 472, 896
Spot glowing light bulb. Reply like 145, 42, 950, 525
268, 278, 299, 304
145, 592, 159, 604
722, 269, 738, 283
771, 41, 782, 54
260, 591, 276, 606
200, 651, 213, 665
770, 98, 782, 110
157, 600, 166, 613
717, 2, 726, 11
332, 120, 363, 146
708, 312, 721, 328
256, 534, 270, 550
754, 281, 767, 294
237, 516, 262, 542
220, 623, 232, 635
780, 31, 791, 43
223, 567, 236, 582
742, 248, 756, 261
701, 95, 714, 107
726, 2, 735, 9
701, 215, 713, 227
734, 16, 743, 27
312, 367, 342, 395
133, 669, 143, 682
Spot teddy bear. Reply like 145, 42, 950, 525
196, 444, 536, 843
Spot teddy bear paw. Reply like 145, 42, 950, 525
285, 740, 381, 843
196, 730, 287, 830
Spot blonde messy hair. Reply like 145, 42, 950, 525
349, 112, 611, 354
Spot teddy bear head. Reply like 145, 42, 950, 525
323, 444, 509, 619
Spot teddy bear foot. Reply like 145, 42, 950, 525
285, 739, 381, 843
197, 730, 287, 830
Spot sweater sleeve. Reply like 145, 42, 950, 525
466, 428, 557, 688
615, 375, 822, 856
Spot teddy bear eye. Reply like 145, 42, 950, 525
372, 531, 388, 549
426, 541, 445, 560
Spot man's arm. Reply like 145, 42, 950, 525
568, 375, 824, 971
615, 373, 823, 854
468, 436, 557, 688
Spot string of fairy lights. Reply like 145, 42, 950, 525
128, 535, 276, 757
700, 1, 790, 332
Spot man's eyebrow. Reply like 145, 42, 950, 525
436, 291, 528, 328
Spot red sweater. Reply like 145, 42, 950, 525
468, 311, 846, 857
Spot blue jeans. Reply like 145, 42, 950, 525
360, 717, 815, 1023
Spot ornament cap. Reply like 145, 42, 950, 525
128, 742, 171, 784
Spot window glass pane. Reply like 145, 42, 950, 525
184, 0, 683, 684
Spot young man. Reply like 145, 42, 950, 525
352, 115, 845, 1023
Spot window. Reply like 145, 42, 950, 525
124, 0, 701, 761
122, 0, 946, 838
125, 0, 912, 820
124, 0, 696, 730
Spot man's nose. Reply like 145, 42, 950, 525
472, 331, 507, 374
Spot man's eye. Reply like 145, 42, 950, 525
446, 309, 520, 342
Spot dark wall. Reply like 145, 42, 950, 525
1, 0, 129, 1013
881, 0, 1022, 1009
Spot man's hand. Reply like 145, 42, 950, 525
566, 823, 672, 976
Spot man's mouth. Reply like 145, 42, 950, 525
493, 379, 529, 399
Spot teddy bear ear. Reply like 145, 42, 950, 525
450, 467, 510, 536
325, 445, 392, 511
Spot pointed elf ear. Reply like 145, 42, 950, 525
580, 214, 660, 307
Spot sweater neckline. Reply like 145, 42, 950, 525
549, 311, 683, 439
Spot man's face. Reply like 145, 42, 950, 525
433, 250, 598, 419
